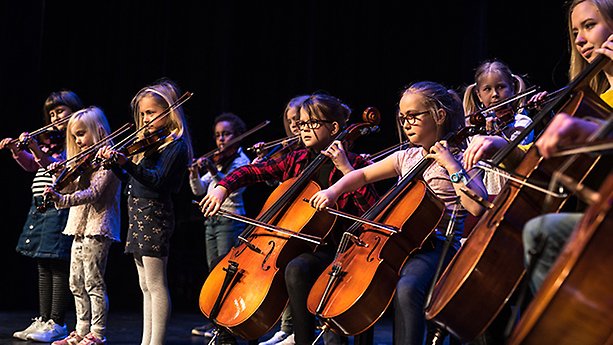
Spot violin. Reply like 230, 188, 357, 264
465, 86, 537, 128
246, 135, 302, 161
425, 55, 612, 341
4, 117, 71, 155
191, 120, 270, 168
52, 151, 98, 191
97, 91, 193, 167
37, 123, 133, 212
198, 108, 380, 340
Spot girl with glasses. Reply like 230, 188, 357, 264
309, 81, 487, 345
199, 93, 378, 345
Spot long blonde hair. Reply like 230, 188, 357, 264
65, 106, 111, 162
463, 60, 527, 117
130, 79, 193, 162
567, 0, 613, 94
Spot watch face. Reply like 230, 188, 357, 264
450, 173, 460, 183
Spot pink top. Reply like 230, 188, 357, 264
391, 147, 467, 241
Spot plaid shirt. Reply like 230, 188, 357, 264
217, 148, 377, 218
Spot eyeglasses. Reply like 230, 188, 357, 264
397, 110, 430, 126
295, 119, 335, 130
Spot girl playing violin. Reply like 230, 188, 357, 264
200, 93, 378, 345
463, 60, 534, 194
0, 90, 83, 342
309, 81, 487, 345
189, 113, 250, 270
187, 112, 250, 338
43, 106, 121, 345
98, 79, 193, 345
251, 95, 305, 165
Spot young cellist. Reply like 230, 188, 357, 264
309, 81, 487, 345
463, 0, 612, 294
199, 93, 378, 345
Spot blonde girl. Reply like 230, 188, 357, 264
45, 106, 121, 345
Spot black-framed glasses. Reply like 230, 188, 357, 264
397, 110, 430, 126
296, 119, 335, 130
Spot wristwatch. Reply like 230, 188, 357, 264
450, 168, 469, 184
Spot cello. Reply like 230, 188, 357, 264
506, 172, 613, 345
305, 126, 483, 337
425, 55, 612, 341
198, 109, 380, 340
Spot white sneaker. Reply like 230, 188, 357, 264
276, 333, 295, 345
13, 316, 44, 340
258, 331, 291, 345
27, 319, 68, 342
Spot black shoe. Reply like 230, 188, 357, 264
214, 328, 237, 345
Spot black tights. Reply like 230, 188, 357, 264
37, 258, 70, 325
285, 250, 347, 345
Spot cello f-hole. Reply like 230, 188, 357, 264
366, 236, 381, 263
262, 241, 276, 271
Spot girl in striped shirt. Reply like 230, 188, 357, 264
0, 90, 83, 342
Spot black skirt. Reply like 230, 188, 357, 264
125, 196, 174, 258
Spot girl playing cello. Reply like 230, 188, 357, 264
309, 81, 487, 345
200, 93, 378, 345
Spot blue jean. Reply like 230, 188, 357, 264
522, 212, 582, 293
394, 239, 458, 345
204, 215, 245, 269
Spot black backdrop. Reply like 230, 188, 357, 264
1, 0, 570, 314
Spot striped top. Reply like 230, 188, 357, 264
31, 167, 54, 197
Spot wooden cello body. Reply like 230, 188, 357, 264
198, 115, 380, 340
506, 173, 613, 345
199, 178, 335, 340
307, 179, 444, 336
425, 56, 612, 341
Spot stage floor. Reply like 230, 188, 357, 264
0, 311, 394, 345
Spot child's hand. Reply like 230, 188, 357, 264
19, 132, 39, 150
43, 186, 60, 202
97, 146, 127, 166
201, 157, 218, 176
188, 160, 200, 177
463, 135, 508, 169
199, 186, 228, 217
0, 137, 17, 152
536, 113, 599, 158
426, 141, 461, 173
309, 189, 338, 211
321, 140, 352, 175
47, 161, 63, 175
594, 34, 613, 60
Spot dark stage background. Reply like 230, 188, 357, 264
1, 0, 569, 315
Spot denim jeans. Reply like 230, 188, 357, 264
522, 212, 582, 293
204, 215, 245, 269
394, 239, 458, 345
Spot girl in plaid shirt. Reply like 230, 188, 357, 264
200, 93, 378, 345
